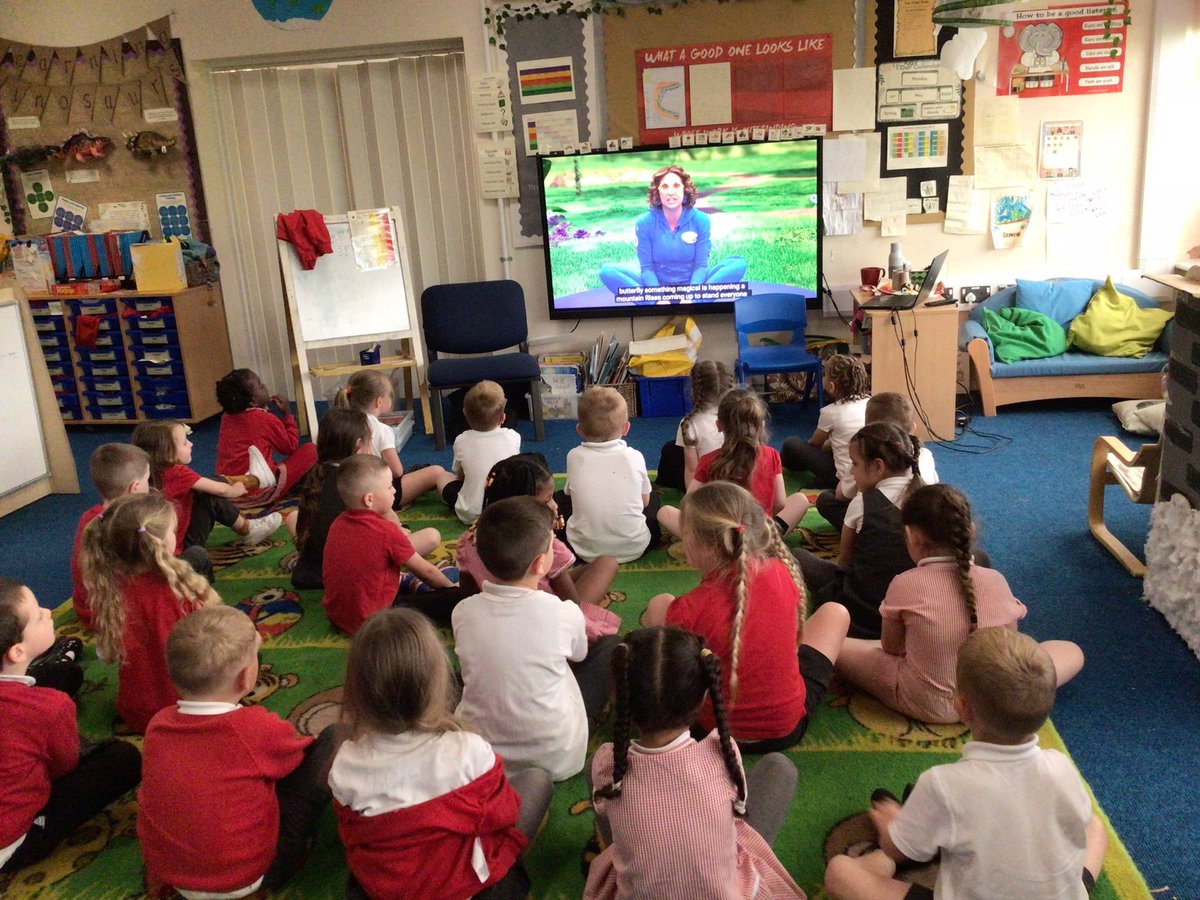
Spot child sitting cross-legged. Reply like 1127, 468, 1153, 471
562, 386, 660, 564
0, 578, 141, 874
454, 496, 620, 781
442, 379, 521, 524
138, 605, 337, 897
586, 626, 805, 899
824, 627, 1106, 900
331, 607, 552, 900
322, 455, 453, 635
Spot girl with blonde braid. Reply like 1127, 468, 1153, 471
586, 626, 804, 899
645, 482, 850, 752
835, 484, 1083, 723
80, 493, 222, 733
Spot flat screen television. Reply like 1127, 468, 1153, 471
537, 138, 822, 320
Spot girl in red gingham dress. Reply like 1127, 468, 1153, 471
834, 484, 1085, 723
585, 626, 805, 899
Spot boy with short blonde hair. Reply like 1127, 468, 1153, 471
443, 380, 521, 524
825, 627, 1105, 900
323, 455, 454, 634
139, 606, 336, 897
563, 387, 659, 563
71, 444, 152, 629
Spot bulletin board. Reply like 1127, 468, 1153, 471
0, 24, 209, 245
603, 0, 857, 141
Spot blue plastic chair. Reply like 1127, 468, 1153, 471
421, 279, 545, 450
733, 293, 824, 407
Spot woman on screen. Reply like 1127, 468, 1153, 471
598, 165, 746, 302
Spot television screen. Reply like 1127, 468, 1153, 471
538, 139, 822, 320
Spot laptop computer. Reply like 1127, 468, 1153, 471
858, 249, 949, 311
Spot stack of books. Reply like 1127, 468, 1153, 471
539, 352, 586, 419
584, 333, 631, 387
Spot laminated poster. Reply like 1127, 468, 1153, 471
1039, 120, 1083, 179
998, 3, 1127, 98
347, 209, 400, 272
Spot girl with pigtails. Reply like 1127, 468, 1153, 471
80, 493, 222, 733
834, 484, 1084, 724
645, 482, 850, 752
585, 626, 805, 899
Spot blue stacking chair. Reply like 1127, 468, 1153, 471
733, 292, 824, 406
421, 279, 545, 450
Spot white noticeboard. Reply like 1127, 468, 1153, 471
0, 302, 50, 496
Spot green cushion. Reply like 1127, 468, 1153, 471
981, 306, 1069, 363
1067, 276, 1174, 358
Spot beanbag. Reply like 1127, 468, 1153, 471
1014, 278, 1094, 328
981, 306, 1069, 363
1068, 276, 1174, 358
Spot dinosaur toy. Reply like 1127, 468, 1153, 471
0, 144, 61, 169
125, 130, 177, 159
57, 131, 114, 163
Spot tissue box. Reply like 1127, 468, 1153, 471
131, 241, 187, 292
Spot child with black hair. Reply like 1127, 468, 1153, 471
781, 354, 870, 493
586, 626, 804, 899
455, 453, 619, 637
647, 482, 849, 752
214, 368, 317, 513
0, 577, 141, 873
793, 421, 925, 640
454, 497, 619, 781
835, 484, 1082, 724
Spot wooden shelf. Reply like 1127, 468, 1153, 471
308, 354, 418, 379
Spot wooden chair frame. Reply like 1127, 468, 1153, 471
1087, 435, 1162, 576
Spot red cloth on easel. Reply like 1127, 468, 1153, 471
276, 210, 332, 270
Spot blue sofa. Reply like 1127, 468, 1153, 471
960, 279, 1170, 416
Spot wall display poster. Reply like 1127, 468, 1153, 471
635, 34, 833, 145
991, 189, 1033, 249
876, 60, 961, 123
517, 57, 576, 105
1039, 120, 1083, 179
998, 3, 1127, 98
470, 74, 512, 132
477, 137, 519, 199
893, 0, 937, 59
885, 123, 948, 170
155, 191, 192, 238
50, 196, 86, 233
19, 170, 55, 219
522, 110, 579, 155
346, 208, 400, 272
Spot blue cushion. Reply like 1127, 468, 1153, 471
1014, 278, 1094, 328
987, 349, 1169, 379
427, 352, 540, 388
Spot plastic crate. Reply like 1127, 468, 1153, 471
33, 317, 66, 335
75, 347, 125, 364
45, 362, 73, 378
132, 358, 186, 379
66, 297, 119, 317
128, 344, 182, 365
80, 374, 133, 394
125, 312, 177, 333
76, 359, 126, 379
41, 347, 68, 364
136, 387, 189, 406
84, 392, 137, 419
127, 329, 179, 348
140, 400, 192, 419
51, 373, 78, 392
635, 375, 693, 418
135, 374, 186, 393
127, 297, 174, 313
57, 393, 81, 419
38, 333, 70, 352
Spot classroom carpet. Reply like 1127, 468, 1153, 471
5, 480, 1151, 900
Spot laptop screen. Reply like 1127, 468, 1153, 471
916, 250, 949, 303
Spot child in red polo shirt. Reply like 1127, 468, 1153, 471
80, 493, 222, 733
0, 578, 141, 873
70, 443, 151, 630
139, 605, 337, 897
132, 420, 281, 582
322, 455, 453, 635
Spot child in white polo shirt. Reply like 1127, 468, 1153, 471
453, 497, 618, 781
824, 627, 1106, 900
562, 386, 659, 563
442, 380, 521, 524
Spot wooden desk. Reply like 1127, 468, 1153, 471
853, 288, 959, 442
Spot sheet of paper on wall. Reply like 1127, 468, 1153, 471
642, 66, 687, 131
50, 196, 86, 234
973, 143, 1035, 189
863, 176, 908, 222
838, 133, 881, 194
943, 175, 988, 234
1046, 180, 1109, 224
516, 57, 576, 105
822, 181, 862, 236
991, 189, 1032, 250
877, 60, 962, 123
470, 74, 512, 133
886, 124, 948, 170
347, 208, 400, 272
881, 213, 907, 236
823, 135, 868, 182
477, 137, 519, 200
832, 67, 876, 132
973, 94, 1020, 147
96, 201, 150, 233
690, 63, 733, 127
893, 0, 937, 58
521, 110, 579, 156
906, 198, 922, 214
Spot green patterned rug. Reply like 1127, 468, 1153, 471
6, 479, 1151, 899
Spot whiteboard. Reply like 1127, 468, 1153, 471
281, 215, 412, 344
0, 302, 50, 496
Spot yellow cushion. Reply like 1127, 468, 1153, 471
1067, 277, 1173, 358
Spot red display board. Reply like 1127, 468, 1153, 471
635, 35, 833, 145
997, 3, 1127, 98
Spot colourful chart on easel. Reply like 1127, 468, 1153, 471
346, 208, 399, 272
885, 124, 949, 170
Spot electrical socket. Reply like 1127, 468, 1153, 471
960, 285, 992, 304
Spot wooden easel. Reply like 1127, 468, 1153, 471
276, 208, 432, 438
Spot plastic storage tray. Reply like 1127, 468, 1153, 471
66, 297, 119, 317
140, 399, 192, 419
132, 358, 186, 379
76, 359, 127, 379
57, 392, 82, 419
75, 346, 125, 364
127, 329, 179, 348
84, 392, 137, 419
80, 374, 133, 393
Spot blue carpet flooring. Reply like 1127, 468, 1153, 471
3, 397, 1194, 899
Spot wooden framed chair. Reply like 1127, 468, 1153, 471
733, 292, 824, 406
1087, 434, 1162, 576
420, 279, 545, 451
